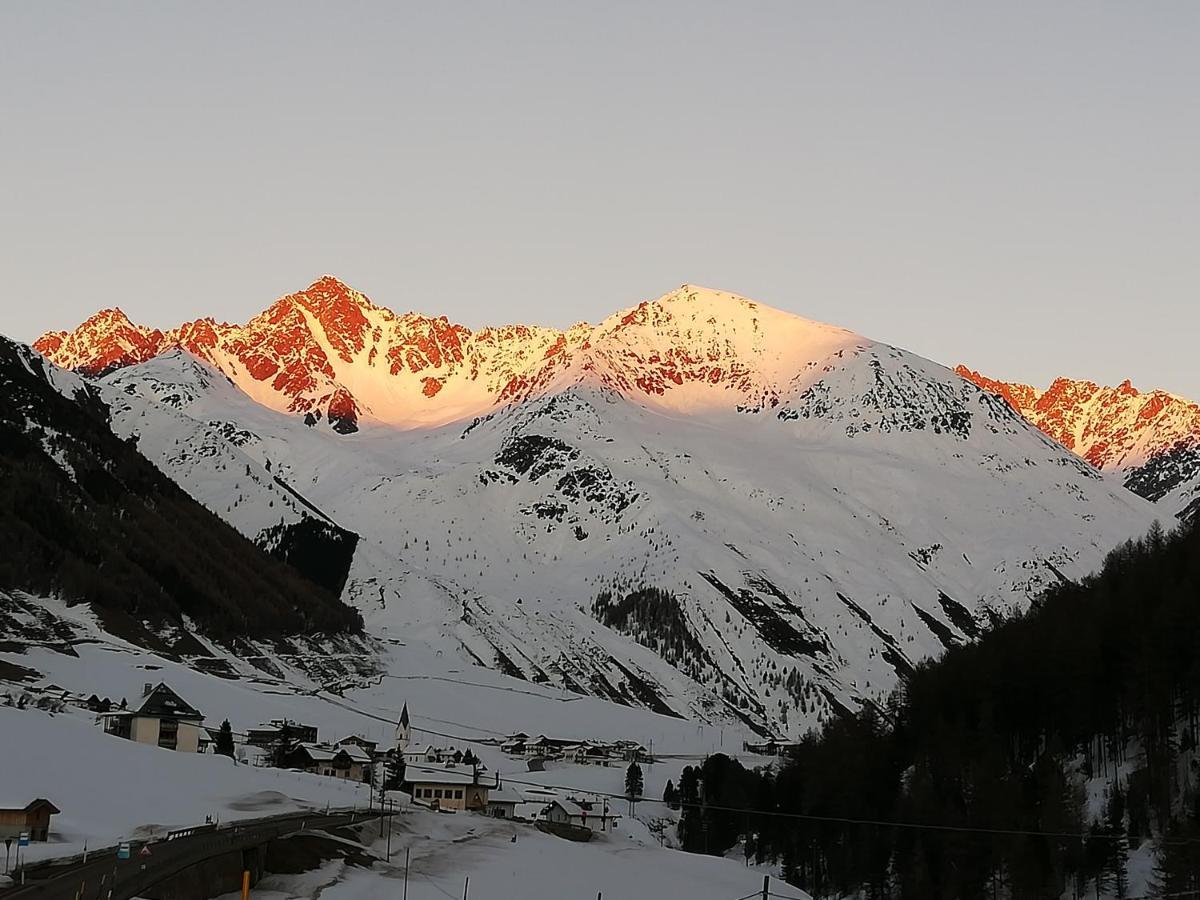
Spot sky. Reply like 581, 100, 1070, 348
2, 2, 1197, 396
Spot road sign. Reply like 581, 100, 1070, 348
17, 832, 29, 848
118, 841, 131, 860
139, 845, 152, 857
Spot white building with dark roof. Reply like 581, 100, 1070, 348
101, 683, 204, 752
541, 797, 618, 833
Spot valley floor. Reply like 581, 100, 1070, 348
212, 809, 807, 900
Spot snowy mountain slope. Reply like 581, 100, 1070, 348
0, 335, 366, 653
98, 349, 738, 729
957, 366, 1200, 520
58, 284, 1160, 738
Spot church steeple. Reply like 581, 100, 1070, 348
395, 702, 411, 750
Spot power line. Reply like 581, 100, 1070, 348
380, 673, 581, 704
497, 774, 1200, 846
315, 692, 500, 743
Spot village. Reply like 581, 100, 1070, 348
0, 680, 657, 853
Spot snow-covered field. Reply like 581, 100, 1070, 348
211, 805, 809, 900
0, 704, 371, 865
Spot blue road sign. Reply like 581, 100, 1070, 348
17, 832, 29, 848
117, 841, 131, 860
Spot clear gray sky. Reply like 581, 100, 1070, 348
2, 2, 1197, 395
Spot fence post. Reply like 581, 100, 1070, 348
761, 874, 769, 900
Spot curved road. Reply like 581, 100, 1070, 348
3, 808, 384, 900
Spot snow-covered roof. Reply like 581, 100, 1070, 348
335, 734, 376, 747
136, 684, 203, 721
296, 743, 339, 762
337, 743, 373, 762
406, 764, 485, 787
550, 797, 615, 819
0, 799, 60, 814
488, 784, 524, 805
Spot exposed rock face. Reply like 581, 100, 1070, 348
957, 366, 1200, 517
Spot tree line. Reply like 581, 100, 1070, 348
675, 517, 1200, 898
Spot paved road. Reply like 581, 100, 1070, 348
2, 808, 385, 900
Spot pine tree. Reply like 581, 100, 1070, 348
383, 754, 406, 792
678, 766, 702, 850
215, 719, 235, 758
626, 761, 645, 799
1152, 818, 1200, 898
663, 779, 678, 810
626, 762, 644, 813
1105, 784, 1131, 899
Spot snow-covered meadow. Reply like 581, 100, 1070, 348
210, 804, 810, 900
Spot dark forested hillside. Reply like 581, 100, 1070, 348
677, 517, 1200, 899
0, 337, 362, 642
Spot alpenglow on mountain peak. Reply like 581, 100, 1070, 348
35, 278, 868, 432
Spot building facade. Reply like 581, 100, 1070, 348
406, 763, 490, 812
103, 683, 204, 752
0, 799, 60, 841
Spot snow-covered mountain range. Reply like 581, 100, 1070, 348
956, 367, 1200, 520
30, 279, 1164, 737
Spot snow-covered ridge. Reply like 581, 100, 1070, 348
36, 279, 867, 431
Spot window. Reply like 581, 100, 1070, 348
454, 789, 463, 799
434, 789, 443, 799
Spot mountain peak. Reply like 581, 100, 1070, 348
84, 306, 137, 327
307, 274, 356, 293
34, 306, 163, 376
297, 275, 377, 310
